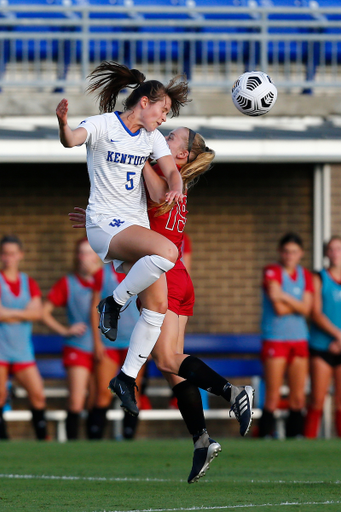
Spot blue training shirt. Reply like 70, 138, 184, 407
310, 269, 341, 351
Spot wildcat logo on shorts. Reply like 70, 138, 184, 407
109, 219, 125, 228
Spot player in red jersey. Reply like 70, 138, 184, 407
0, 235, 46, 440
70, 127, 254, 482
259, 233, 314, 438
42, 238, 101, 439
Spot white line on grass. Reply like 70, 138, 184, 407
0, 474, 172, 483
92, 501, 341, 512
0, 474, 341, 486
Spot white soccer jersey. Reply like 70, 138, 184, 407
78, 111, 171, 228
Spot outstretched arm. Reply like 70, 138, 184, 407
56, 99, 88, 148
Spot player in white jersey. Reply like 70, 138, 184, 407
56, 61, 190, 416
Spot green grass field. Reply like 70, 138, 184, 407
0, 439, 341, 512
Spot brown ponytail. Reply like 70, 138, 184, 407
87, 61, 190, 116
153, 130, 215, 216
87, 61, 145, 113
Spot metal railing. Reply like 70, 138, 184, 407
0, 3, 341, 91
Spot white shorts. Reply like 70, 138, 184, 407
86, 212, 149, 270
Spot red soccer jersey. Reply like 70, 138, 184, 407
148, 164, 188, 262
47, 274, 97, 307
263, 264, 314, 293
0, 271, 41, 299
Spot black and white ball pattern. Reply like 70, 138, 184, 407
231, 71, 278, 116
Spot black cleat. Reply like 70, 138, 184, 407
108, 374, 139, 417
188, 434, 221, 484
229, 385, 254, 437
97, 295, 122, 342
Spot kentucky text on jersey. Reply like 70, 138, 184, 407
106, 152, 149, 167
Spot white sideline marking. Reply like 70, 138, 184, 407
0, 474, 171, 483
93, 501, 341, 512
0, 474, 341, 486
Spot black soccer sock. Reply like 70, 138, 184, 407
87, 407, 108, 440
0, 407, 9, 440
178, 356, 231, 399
123, 412, 139, 440
31, 408, 47, 440
258, 408, 275, 437
66, 411, 80, 440
286, 409, 305, 438
172, 380, 206, 438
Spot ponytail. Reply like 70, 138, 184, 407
87, 61, 145, 113
88, 61, 190, 116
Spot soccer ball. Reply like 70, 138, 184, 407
231, 71, 277, 116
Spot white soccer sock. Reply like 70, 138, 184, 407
121, 308, 165, 379
113, 255, 175, 306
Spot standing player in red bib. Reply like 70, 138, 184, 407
0, 235, 46, 440
259, 233, 314, 438
42, 238, 101, 440
70, 127, 255, 482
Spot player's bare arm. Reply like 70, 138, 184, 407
56, 98, 88, 148
42, 300, 87, 337
0, 296, 43, 322
142, 161, 168, 204
267, 280, 293, 316
157, 155, 184, 204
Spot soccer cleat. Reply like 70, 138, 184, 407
188, 434, 222, 484
229, 385, 255, 437
97, 295, 122, 342
108, 375, 139, 417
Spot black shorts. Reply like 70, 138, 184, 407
310, 348, 341, 368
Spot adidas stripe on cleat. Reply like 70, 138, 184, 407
229, 385, 255, 437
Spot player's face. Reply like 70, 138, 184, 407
77, 241, 100, 274
141, 95, 171, 132
165, 128, 188, 159
0, 242, 23, 270
279, 242, 303, 270
326, 239, 341, 267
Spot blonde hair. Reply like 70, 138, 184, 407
152, 130, 215, 216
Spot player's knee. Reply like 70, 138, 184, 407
154, 355, 175, 375
148, 298, 168, 315
158, 243, 178, 265
290, 397, 305, 410
30, 394, 46, 409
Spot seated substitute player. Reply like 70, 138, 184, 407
70, 126, 254, 482
305, 236, 341, 438
0, 235, 46, 440
87, 262, 148, 440
42, 238, 101, 440
259, 232, 314, 438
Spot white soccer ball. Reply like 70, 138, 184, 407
231, 71, 277, 116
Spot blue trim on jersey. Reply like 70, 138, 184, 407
114, 111, 140, 137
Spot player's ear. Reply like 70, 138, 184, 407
177, 149, 188, 160
140, 96, 149, 109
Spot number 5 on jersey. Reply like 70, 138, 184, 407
125, 172, 136, 191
